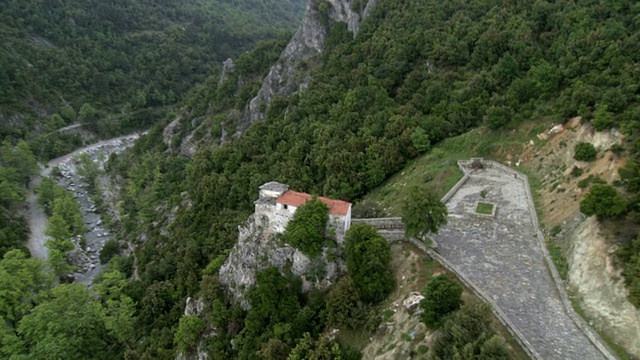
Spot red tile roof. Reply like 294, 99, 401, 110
277, 190, 351, 216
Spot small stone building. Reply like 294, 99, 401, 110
255, 182, 352, 238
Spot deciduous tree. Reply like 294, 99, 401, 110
344, 223, 394, 303
580, 183, 627, 219
402, 187, 448, 240
283, 197, 329, 256
420, 275, 463, 329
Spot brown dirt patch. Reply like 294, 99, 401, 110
521, 119, 625, 228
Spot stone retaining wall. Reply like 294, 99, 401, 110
351, 217, 404, 229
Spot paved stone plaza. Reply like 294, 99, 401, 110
432, 164, 606, 359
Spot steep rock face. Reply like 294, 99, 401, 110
164, 0, 377, 154
565, 216, 640, 357
219, 214, 343, 309
243, 0, 377, 128
176, 297, 211, 360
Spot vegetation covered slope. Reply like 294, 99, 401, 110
102, 0, 640, 358
0, 0, 303, 283
4, 0, 640, 358
0, 0, 304, 144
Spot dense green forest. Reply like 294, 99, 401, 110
0, 0, 304, 147
3, 0, 640, 358
100, 0, 640, 358
0, 0, 303, 301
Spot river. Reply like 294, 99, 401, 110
26, 133, 142, 285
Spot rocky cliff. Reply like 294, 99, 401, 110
565, 216, 640, 357
219, 214, 343, 309
244, 0, 377, 128
164, 0, 378, 154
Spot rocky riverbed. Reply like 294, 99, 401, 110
27, 133, 141, 285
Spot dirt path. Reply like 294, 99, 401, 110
26, 172, 49, 260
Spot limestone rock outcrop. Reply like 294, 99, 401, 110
244, 0, 377, 127
165, 0, 378, 153
219, 214, 343, 309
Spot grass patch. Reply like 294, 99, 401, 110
546, 240, 568, 280
382, 309, 395, 322
475, 202, 494, 215
363, 126, 538, 216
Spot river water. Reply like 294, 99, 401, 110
27, 133, 142, 285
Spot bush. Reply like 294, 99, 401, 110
282, 197, 329, 256
174, 315, 207, 353
420, 275, 463, 329
574, 142, 598, 162
571, 166, 583, 177
431, 301, 509, 360
577, 174, 605, 189
580, 183, 627, 219
326, 276, 366, 329
344, 223, 394, 304
99, 239, 120, 264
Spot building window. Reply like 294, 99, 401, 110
283, 204, 288, 210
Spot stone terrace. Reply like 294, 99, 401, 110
432, 162, 607, 360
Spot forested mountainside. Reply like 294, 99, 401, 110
0, 0, 304, 151
0, 0, 302, 291
102, 0, 640, 358
3, 0, 640, 359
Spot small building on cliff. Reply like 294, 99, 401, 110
255, 181, 352, 237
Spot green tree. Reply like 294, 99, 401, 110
431, 301, 509, 360
48, 248, 75, 277
420, 275, 463, 329
574, 142, 598, 162
78, 103, 99, 127
258, 338, 291, 360
580, 183, 627, 219
0, 141, 39, 187
402, 187, 448, 240
18, 284, 112, 360
282, 197, 329, 256
36, 177, 60, 215
76, 153, 101, 193
344, 223, 394, 303
410, 127, 431, 153
99, 239, 120, 264
174, 315, 207, 354
0, 250, 52, 326
326, 276, 366, 329
485, 105, 512, 130
592, 104, 614, 131
287, 333, 341, 360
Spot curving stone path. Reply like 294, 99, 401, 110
431, 161, 609, 360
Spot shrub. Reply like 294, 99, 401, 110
174, 315, 207, 353
344, 223, 394, 304
431, 301, 509, 360
577, 174, 605, 189
420, 275, 463, 329
580, 183, 627, 218
99, 239, 120, 264
326, 276, 366, 329
571, 166, 583, 177
610, 143, 625, 154
574, 142, 598, 161
282, 197, 329, 256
